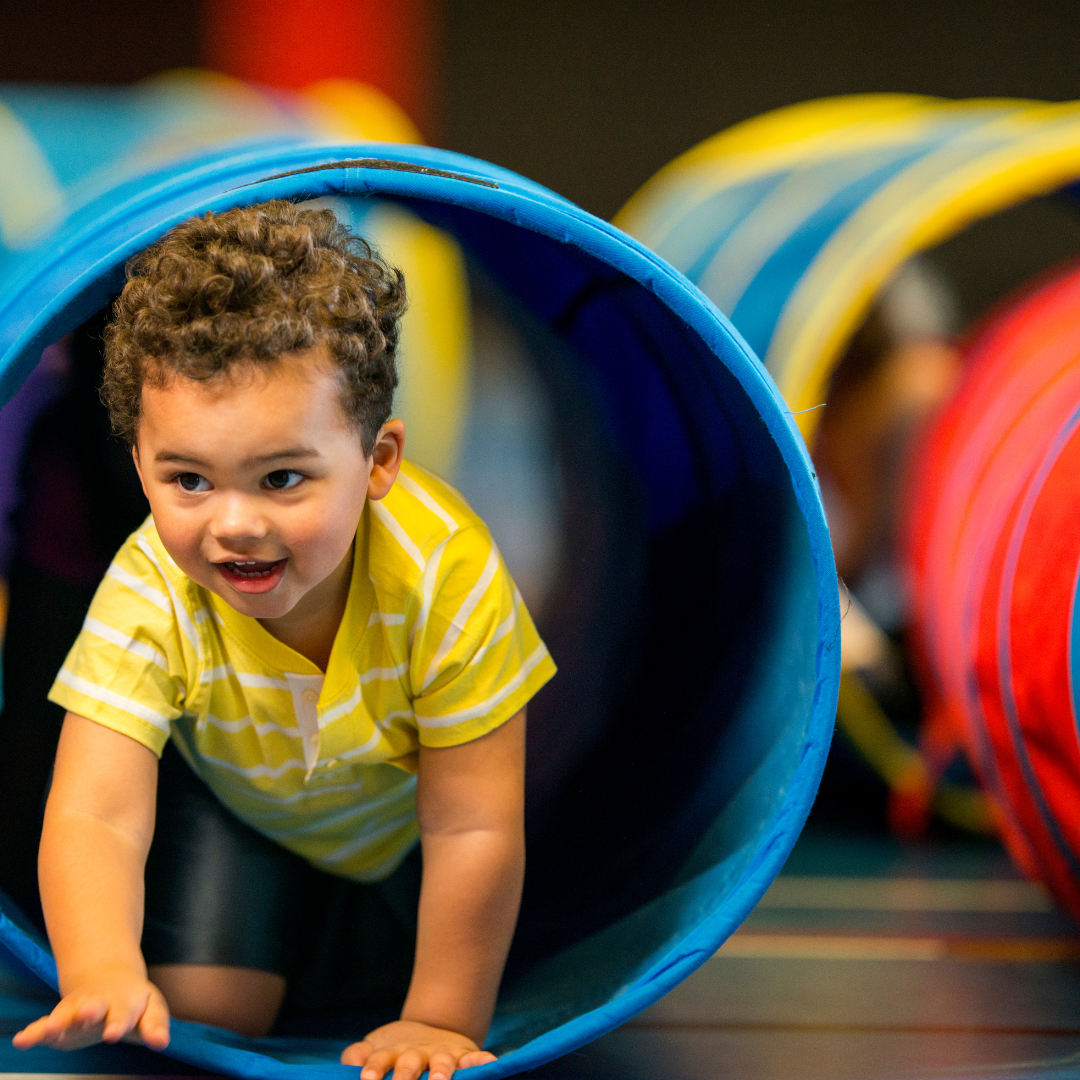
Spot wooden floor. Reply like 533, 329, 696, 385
532, 829, 1080, 1080
5, 827, 1080, 1080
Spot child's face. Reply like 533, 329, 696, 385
133, 346, 401, 621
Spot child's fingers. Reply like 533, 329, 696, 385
73, 997, 109, 1026
347, 1038, 496, 1080
12, 1013, 57, 1049
457, 1050, 497, 1070
102, 993, 145, 1044
360, 1046, 399, 1080
388, 1048, 426, 1080
427, 1049, 460, 1080
134, 989, 171, 1050
35, 1000, 108, 1051
14, 994, 103, 1050
341, 1039, 374, 1067
52, 1027, 107, 1051
58, 997, 112, 1050
15, 990, 167, 1054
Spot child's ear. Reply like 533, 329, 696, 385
367, 419, 405, 501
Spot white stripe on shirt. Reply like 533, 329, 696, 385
368, 610, 406, 626
200, 752, 308, 780
336, 723, 384, 761
321, 806, 419, 865
317, 664, 408, 729
359, 663, 408, 685
469, 596, 520, 667
416, 644, 548, 728
236, 672, 291, 690
199, 665, 291, 689
264, 798, 386, 838
136, 536, 200, 652
83, 616, 168, 671
208, 775, 370, 806
318, 684, 364, 728
377, 708, 414, 727
369, 500, 426, 570
55, 668, 172, 732
395, 472, 459, 533
106, 562, 170, 613
410, 536, 449, 646
408, 461, 470, 507
203, 713, 302, 738
422, 544, 500, 691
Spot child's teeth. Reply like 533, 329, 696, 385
225, 559, 279, 577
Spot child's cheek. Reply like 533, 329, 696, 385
287, 497, 364, 576
169, 532, 214, 585
149, 506, 213, 585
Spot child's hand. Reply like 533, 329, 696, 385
12, 971, 170, 1052
341, 1019, 496, 1080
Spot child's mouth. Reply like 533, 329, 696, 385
217, 558, 287, 594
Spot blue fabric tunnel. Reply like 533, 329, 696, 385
0, 138, 839, 1079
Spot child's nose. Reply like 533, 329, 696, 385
210, 492, 270, 544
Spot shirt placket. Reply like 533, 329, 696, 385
284, 672, 325, 778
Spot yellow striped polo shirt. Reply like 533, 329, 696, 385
48, 461, 556, 881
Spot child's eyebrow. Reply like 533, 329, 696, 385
154, 447, 322, 467
244, 447, 322, 465
155, 451, 211, 467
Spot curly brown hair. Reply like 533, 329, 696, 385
103, 199, 406, 454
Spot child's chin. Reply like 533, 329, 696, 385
226, 592, 291, 618
224, 584, 297, 616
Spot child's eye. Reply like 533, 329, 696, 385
264, 469, 304, 491
177, 473, 211, 493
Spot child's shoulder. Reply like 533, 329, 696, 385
110, 515, 185, 584
83, 516, 203, 667
367, 461, 493, 593
375, 460, 490, 550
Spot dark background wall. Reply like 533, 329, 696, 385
0, 0, 199, 89
441, 0, 1080, 219
4, 0, 1080, 218
3, 0, 1080, 320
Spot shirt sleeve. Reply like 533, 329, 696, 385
409, 524, 556, 748
47, 531, 189, 756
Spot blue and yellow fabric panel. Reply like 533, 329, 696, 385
617, 94, 1080, 437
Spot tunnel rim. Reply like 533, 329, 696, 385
0, 138, 839, 1079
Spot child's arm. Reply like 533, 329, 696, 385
12, 712, 170, 1052
342, 709, 526, 1080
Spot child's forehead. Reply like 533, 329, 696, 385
139, 347, 360, 443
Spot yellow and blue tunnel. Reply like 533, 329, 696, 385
618, 93, 1080, 838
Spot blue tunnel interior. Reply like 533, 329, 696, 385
0, 143, 838, 1078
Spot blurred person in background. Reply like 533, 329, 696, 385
811, 259, 978, 836
816, 258, 962, 634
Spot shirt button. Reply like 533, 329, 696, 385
302, 689, 319, 705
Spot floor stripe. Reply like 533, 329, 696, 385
625, 1020, 1080, 1037
759, 875, 1054, 912
719, 932, 1080, 962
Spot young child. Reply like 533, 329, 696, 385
12, 200, 556, 1080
